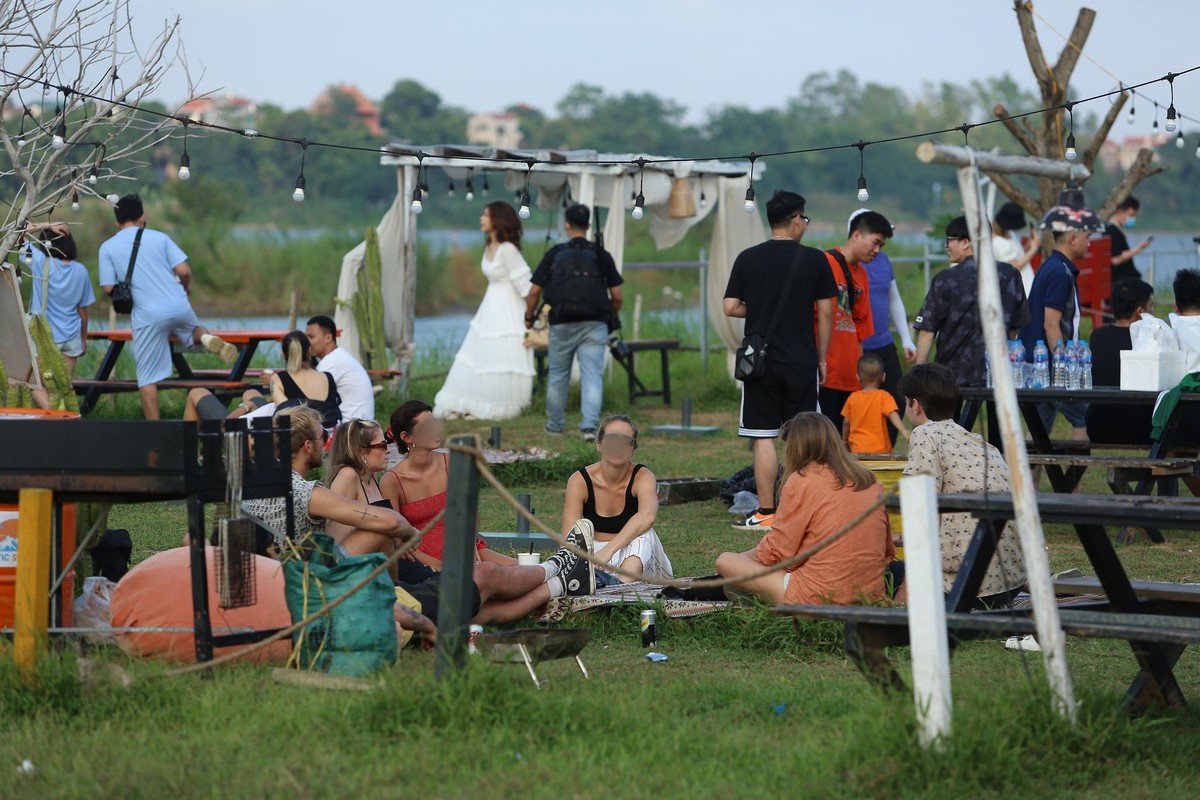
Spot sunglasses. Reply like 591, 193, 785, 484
363, 441, 388, 451
599, 433, 637, 448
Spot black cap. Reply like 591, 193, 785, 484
564, 203, 590, 229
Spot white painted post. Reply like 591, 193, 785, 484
956, 159, 1077, 723
900, 473, 952, 750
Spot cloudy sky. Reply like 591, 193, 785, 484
140, 0, 1198, 135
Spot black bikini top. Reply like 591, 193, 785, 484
578, 464, 645, 535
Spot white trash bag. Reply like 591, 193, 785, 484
74, 576, 119, 644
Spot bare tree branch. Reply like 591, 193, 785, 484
981, 170, 1041, 218
1096, 149, 1164, 219
1082, 91, 1127, 169
993, 103, 1040, 156
1051, 8, 1096, 92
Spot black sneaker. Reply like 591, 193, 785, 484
581, 428, 597, 443
560, 519, 595, 596
543, 543, 577, 579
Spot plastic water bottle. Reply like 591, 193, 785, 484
1066, 340, 1081, 390
1052, 339, 1067, 388
1011, 340, 1026, 386
1080, 341, 1093, 390
985, 350, 993, 388
1032, 340, 1050, 389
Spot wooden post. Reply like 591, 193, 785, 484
286, 289, 299, 331
435, 434, 481, 680
13, 488, 53, 673
900, 474, 952, 749
632, 293, 643, 340
187, 495, 214, 668
916, 142, 1091, 182
957, 161, 1077, 723
398, 164, 418, 398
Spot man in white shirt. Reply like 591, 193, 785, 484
304, 314, 375, 422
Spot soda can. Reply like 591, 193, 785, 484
468, 624, 484, 655
640, 610, 657, 648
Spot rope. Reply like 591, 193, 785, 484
145, 507, 444, 679
445, 437, 898, 590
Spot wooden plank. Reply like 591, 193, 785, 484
1054, 577, 1200, 604
435, 434, 482, 680
13, 488, 53, 673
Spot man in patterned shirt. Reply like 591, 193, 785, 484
913, 216, 1029, 387
899, 364, 1027, 608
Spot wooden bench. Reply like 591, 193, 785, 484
72, 378, 257, 395
1054, 576, 1200, 610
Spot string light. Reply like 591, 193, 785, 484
465, 169, 475, 201
447, 180, 455, 198
1127, 89, 1136, 125
71, 191, 80, 212
855, 142, 870, 202
1063, 102, 1077, 160
16, 107, 28, 149
1176, 130, 1186, 149
292, 140, 308, 202
743, 153, 757, 213
1166, 73, 1178, 132
177, 120, 191, 180
411, 153, 425, 214
699, 177, 707, 209
105, 193, 119, 204
243, 129, 259, 138
518, 159, 534, 219
482, 174, 490, 197
631, 158, 646, 220
51, 106, 66, 150
1152, 100, 1160, 136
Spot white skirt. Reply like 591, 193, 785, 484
595, 528, 673, 579
434, 282, 534, 420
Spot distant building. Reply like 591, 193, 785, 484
467, 112, 522, 149
179, 92, 258, 128
310, 84, 382, 136
1097, 134, 1169, 173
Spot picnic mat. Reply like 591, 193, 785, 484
535, 578, 731, 623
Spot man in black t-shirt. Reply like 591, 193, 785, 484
1105, 196, 1151, 289
723, 190, 836, 530
526, 204, 624, 440
1086, 278, 1155, 443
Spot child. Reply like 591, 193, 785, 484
841, 353, 908, 453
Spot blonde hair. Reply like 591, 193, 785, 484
275, 404, 323, 456
783, 412, 876, 491
281, 330, 310, 375
328, 418, 382, 480
598, 413, 639, 447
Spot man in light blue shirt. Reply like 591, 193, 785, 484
26, 223, 95, 374
98, 194, 236, 419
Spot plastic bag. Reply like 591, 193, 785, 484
728, 490, 759, 516
74, 576, 119, 644
1131, 313, 1179, 353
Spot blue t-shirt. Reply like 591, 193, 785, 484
861, 252, 896, 350
28, 248, 96, 343
1019, 250, 1078, 359
98, 227, 190, 327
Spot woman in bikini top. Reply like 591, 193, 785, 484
379, 400, 516, 570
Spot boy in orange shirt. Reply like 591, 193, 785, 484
842, 353, 909, 453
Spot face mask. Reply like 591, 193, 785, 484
1125, 217, 1137, 229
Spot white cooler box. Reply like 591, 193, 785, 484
1120, 350, 1186, 391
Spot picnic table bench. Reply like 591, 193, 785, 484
534, 338, 680, 406
775, 490, 1200, 715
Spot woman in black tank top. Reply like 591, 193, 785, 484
561, 415, 674, 581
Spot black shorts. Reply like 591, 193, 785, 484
738, 359, 819, 438
399, 575, 481, 624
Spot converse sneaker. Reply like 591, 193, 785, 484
733, 510, 774, 531
580, 428, 597, 443
560, 518, 596, 596
202, 334, 239, 365
542, 543, 577, 580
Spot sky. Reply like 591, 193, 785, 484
137, 0, 1198, 139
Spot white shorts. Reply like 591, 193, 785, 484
132, 308, 202, 387
57, 335, 84, 358
594, 528, 673, 579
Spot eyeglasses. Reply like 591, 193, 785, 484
599, 433, 637, 449
945, 237, 965, 245
363, 441, 388, 451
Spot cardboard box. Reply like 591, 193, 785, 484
1120, 350, 1186, 392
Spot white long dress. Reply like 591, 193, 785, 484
433, 242, 535, 420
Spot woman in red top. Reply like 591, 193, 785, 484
715, 412, 893, 605
379, 400, 516, 569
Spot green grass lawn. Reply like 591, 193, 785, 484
4, 347, 1200, 798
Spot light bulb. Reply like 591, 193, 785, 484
447, 182, 455, 198
465, 178, 474, 201
22, 243, 32, 264
292, 175, 306, 202
465, 190, 474, 201
105, 193, 119, 204
856, 176, 870, 202
1195, 142, 1200, 158
518, 190, 531, 219
51, 134, 64, 150
699, 191, 707, 209
1166, 105, 1178, 132
243, 129, 259, 138
482, 177, 489, 197
632, 193, 645, 220
16, 136, 26, 149
71, 193, 80, 212
1127, 107, 1135, 124
1177, 131, 1186, 150
410, 186, 423, 214
1152, 119, 1159, 136
178, 152, 191, 181
1064, 134, 1077, 160
87, 169, 98, 186
743, 185, 756, 214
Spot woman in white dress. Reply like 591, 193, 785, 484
434, 202, 535, 420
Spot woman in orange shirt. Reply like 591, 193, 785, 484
715, 412, 894, 605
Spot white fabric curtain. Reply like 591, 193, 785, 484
335, 189, 408, 364
706, 176, 767, 372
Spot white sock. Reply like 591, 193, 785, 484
546, 576, 565, 599
541, 560, 558, 581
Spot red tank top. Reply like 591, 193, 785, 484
389, 453, 485, 560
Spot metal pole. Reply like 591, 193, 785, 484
516, 493, 531, 535
958, 162, 1076, 723
435, 434, 482, 680
924, 242, 933, 294
699, 248, 709, 371
188, 494, 213, 668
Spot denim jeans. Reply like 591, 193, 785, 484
546, 320, 608, 432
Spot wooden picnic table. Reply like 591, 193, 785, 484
777, 490, 1200, 715
75, 329, 285, 415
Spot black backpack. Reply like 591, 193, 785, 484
545, 240, 611, 322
